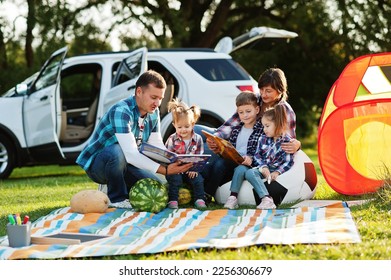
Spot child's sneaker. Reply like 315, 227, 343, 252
257, 196, 276, 209
167, 201, 178, 209
194, 199, 207, 209
224, 195, 238, 209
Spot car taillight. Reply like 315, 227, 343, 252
236, 85, 254, 92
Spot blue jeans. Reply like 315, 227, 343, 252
230, 165, 269, 199
166, 173, 205, 201
85, 144, 161, 203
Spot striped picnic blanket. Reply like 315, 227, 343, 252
0, 202, 360, 259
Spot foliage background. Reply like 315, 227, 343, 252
1, 0, 390, 139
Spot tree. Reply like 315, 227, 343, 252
1, 0, 390, 139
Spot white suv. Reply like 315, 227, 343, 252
0, 27, 297, 178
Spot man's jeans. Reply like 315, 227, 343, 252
85, 144, 161, 203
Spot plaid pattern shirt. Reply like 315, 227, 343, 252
215, 99, 296, 139
76, 96, 160, 170
165, 131, 204, 155
254, 133, 294, 175
228, 121, 263, 167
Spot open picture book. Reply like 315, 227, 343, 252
201, 130, 244, 165
139, 142, 211, 172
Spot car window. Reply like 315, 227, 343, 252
186, 59, 250, 81
32, 53, 65, 93
112, 51, 144, 87
61, 64, 102, 110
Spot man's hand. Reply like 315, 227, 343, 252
167, 161, 193, 175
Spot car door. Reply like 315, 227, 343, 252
214, 26, 298, 54
102, 47, 147, 113
22, 47, 67, 161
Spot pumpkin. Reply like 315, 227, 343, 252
178, 187, 192, 205
70, 189, 109, 213
129, 178, 168, 213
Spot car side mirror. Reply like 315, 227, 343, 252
15, 83, 28, 95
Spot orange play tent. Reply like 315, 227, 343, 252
318, 52, 391, 195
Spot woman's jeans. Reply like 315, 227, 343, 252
201, 155, 237, 197
166, 173, 205, 201
85, 144, 161, 203
230, 165, 269, 199
194, 124, 237, 197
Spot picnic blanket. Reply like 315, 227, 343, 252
0, 201, 361, 259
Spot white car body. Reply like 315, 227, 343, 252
0, 27, 297, 178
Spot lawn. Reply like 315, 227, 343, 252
1, 147, 390, 260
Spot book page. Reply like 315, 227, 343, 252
176, 154, 211, 172
141, 150, 172, 164
176, 154, 211, 163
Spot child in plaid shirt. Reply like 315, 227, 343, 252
165, 98, 207, 209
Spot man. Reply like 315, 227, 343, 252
76, 70, 192, 208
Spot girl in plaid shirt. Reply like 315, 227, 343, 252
225, 104, 294, 209
165, 98, 207, 209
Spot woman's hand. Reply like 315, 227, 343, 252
281, 138, 301, 154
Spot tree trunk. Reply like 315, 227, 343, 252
0, 27, 8, 70
25, 0, 36, 68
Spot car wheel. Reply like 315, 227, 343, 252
197, 116, 222, 129
0, 135, 15, 179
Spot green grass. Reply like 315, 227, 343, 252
1, 148, 391, 260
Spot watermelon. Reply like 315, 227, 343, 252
178, 187, 192, 205
129, 178, 168, 213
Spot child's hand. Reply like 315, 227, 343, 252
270, 171, 280, 182
187, 171, 198, 179
241, 155, 252, 166
206, 138, 220, 153
259, 167, 270, 179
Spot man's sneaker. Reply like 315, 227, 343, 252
109, 199, 133, 209
167, 201, 178, 209
224, 195, 238, 209
257, 196, 277, 209
98, 184, 108, 194
194, 199, 207, 209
